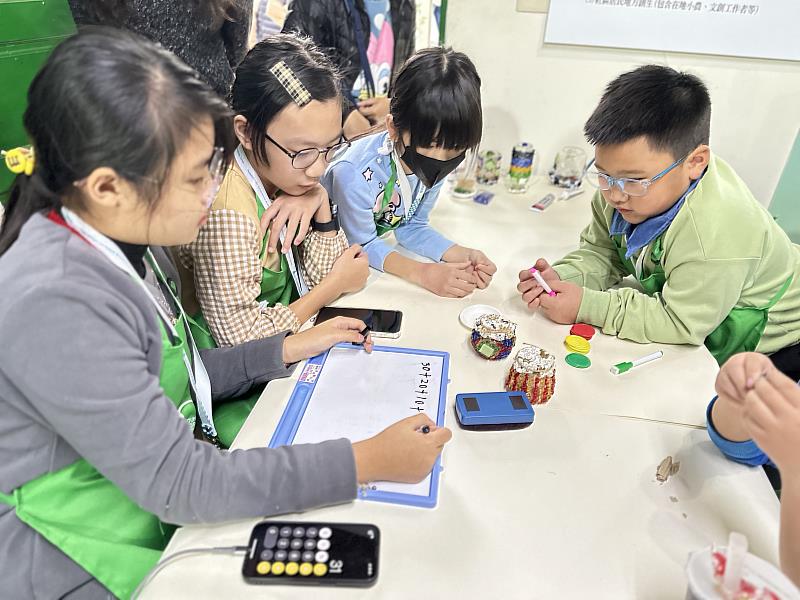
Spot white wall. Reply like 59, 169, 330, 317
445, 1, 800, 205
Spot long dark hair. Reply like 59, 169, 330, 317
390, 47, 483, 151
231, 33, 341, 165
0, 27, 236, 256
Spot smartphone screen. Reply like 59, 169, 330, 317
316, 307, 402, 336
242, 521, 379, 587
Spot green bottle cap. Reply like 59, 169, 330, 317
565, 353, 591, 369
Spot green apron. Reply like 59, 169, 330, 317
188, 200, 298, 447
0, 283, 199, 599
613, 234, 792, 365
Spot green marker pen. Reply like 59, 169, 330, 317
611, 350, 664, 375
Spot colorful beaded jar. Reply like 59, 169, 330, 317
470, 314, 517, 360
505, 344, 556, 405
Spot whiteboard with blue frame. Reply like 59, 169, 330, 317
544, 0, 800, 62
268, 344, 450, 509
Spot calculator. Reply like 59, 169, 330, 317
454, 391, 535, 430
242, 521, 379, 587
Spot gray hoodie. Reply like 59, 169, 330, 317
0, 214, 357, 599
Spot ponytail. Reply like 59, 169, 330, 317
0, 172, 62, 256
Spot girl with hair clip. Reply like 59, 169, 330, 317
179, 34, 371, 446
0, 28, 451, 599
322, 47, 497, 298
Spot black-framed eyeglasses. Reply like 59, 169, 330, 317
265, 133, 351, 169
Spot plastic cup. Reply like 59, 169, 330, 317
685, 545, 800, 600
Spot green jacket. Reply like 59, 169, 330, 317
553, 153, 800, 353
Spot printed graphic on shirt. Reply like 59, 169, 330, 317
352, 0, 394, 100
373, 185, 403, 230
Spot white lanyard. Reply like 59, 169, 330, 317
234, 145, 310, 296
634, 243, 654, 280
60, 208, 218, 439
391, 149, 426, 221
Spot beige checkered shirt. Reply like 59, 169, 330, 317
179, 164, 348, 347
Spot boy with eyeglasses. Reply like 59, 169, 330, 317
518, 65, 800, 367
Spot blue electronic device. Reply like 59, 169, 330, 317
454, 391, 535, 431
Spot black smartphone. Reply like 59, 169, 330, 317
316, 307, 402, 339
242, 521, 379, 587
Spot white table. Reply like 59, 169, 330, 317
336, 179, 718, 428
143, 179, 779, 599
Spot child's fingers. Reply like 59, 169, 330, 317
743, 354, 772, 390
282, 213, 301, 253
762, 367, 800, 408
538, 291, 558, 310
474, 259, 497, 274
294, 214, 312, 245
446, 285, 473, 298
261, 201, 282, 231
715, 369, 743, 405
518, 268, 534, 282
343, 330, 367, 344
526, 296, 542, 311
518, 278, 540, 294
260, 210, 274, 237
453, 268, 478, 286
546, 279, 573, 293
450, 276, 477, 293
429, 426, 452, 446
522, 285, 544, 305
749, 374, 787, 419
743, 388, 779, 432
267, 213, 290, 253
476, 270, 492, 288
535, 258, 551, 271
448, 261, 473, 270
331, 317, 368, 332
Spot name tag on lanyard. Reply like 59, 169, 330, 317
59, 207, 218, 440
234, 145, 310, 296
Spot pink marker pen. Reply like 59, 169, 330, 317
529, 267, 556, 297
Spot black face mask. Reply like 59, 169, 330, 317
400, 145, 466, 188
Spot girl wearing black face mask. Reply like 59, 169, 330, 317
321, 46, 496, 298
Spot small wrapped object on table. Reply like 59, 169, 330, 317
505, 344, 556, 405
470, 314, 517, 360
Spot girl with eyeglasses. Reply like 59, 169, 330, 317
0, 29, 451, 599
178, 34, 373, 446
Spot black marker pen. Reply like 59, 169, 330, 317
352, 326, 371, 346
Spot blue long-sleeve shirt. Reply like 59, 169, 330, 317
322, 131, 455, 271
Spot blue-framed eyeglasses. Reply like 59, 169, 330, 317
585, 154, 688, 197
